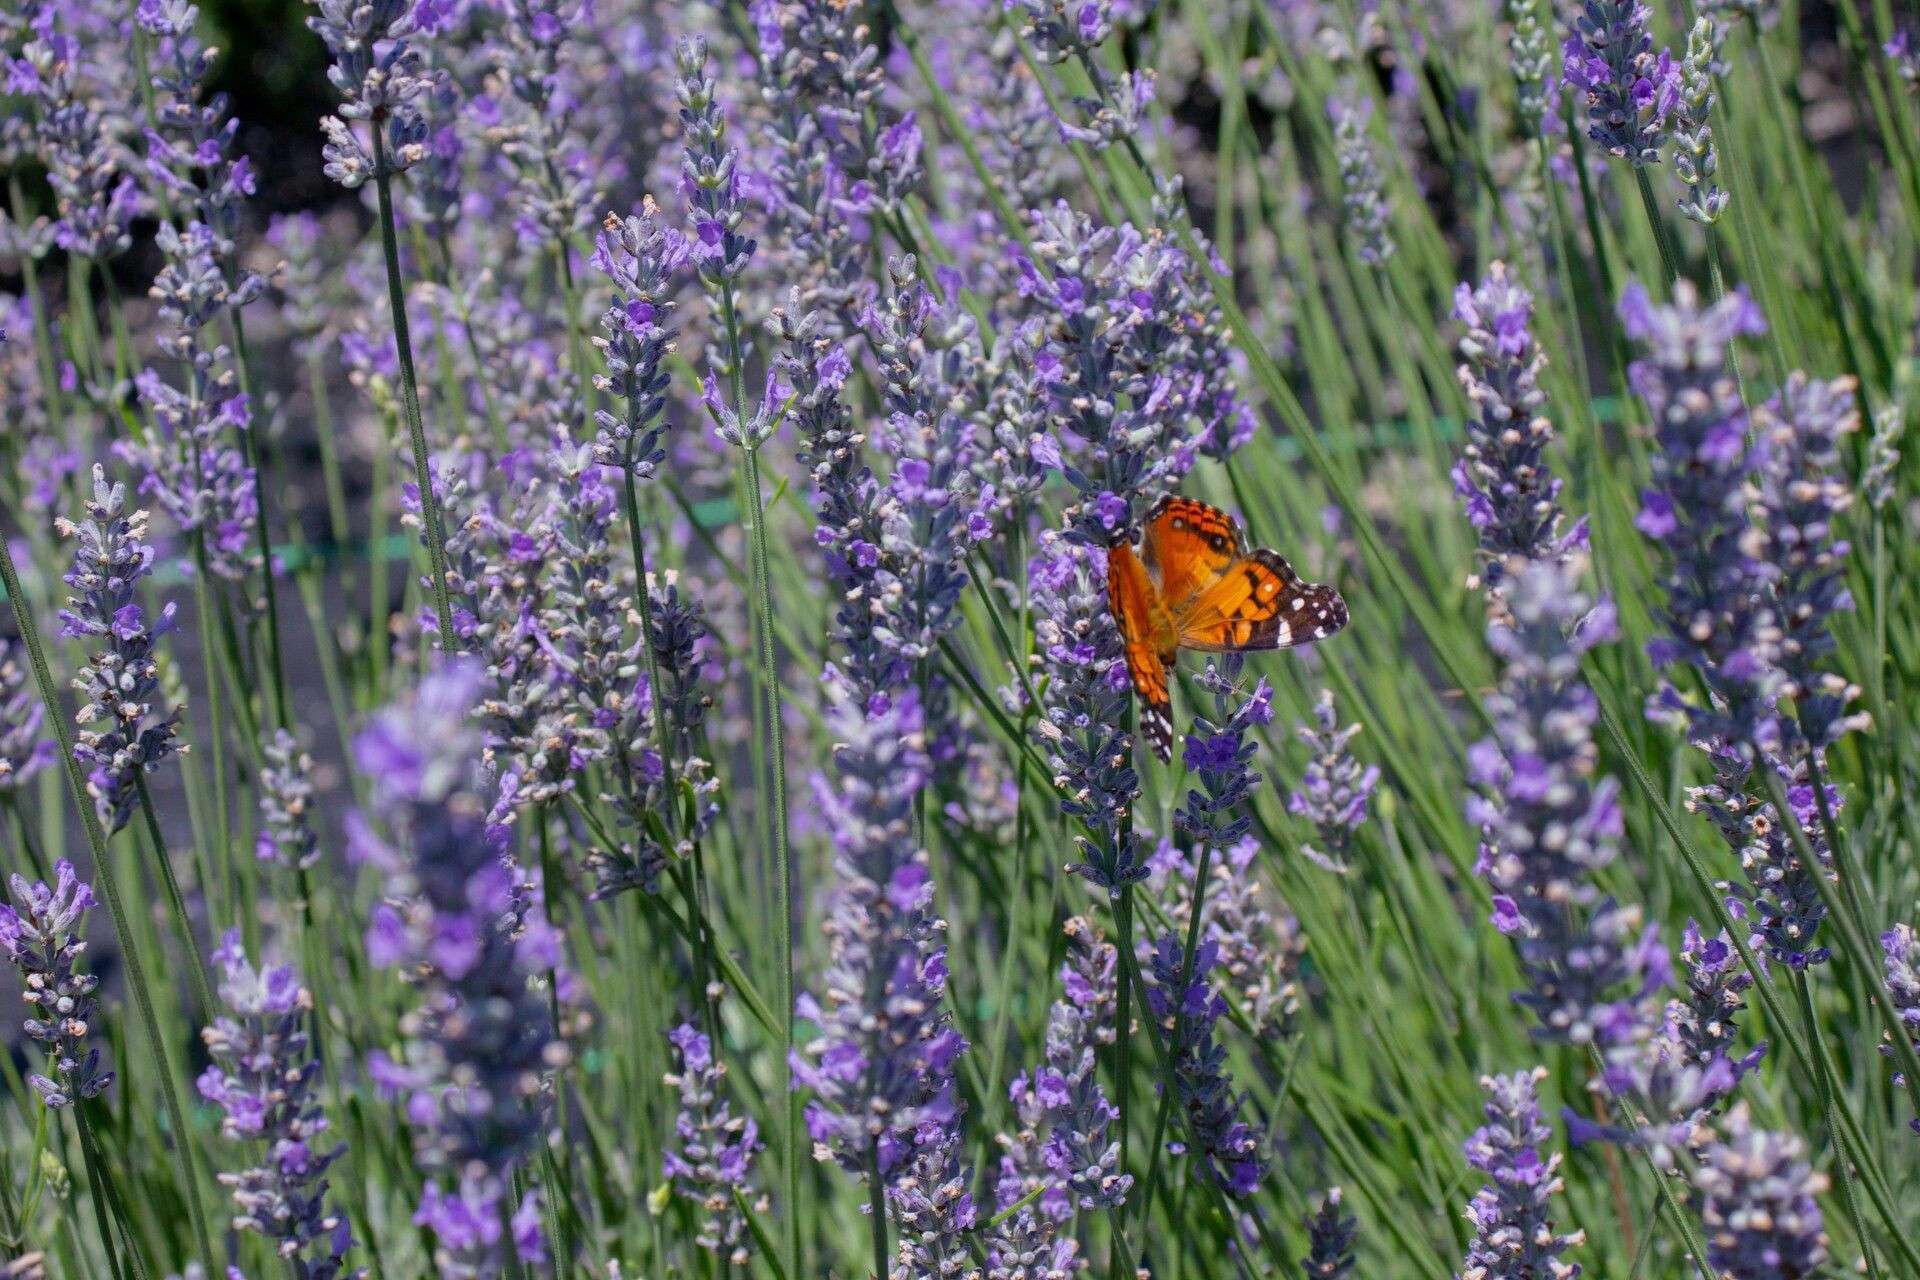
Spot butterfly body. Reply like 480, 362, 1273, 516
1107, 496, 1348, 761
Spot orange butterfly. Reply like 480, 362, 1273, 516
1107, 496, 1348, 761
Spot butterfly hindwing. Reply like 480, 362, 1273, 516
1142, 496, 1240, 612
1177, 549, 1349, 652
1106, 539, 1177, 762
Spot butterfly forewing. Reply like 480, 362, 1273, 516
1142, 496, 1240, 611
1176, 549, 1349, 651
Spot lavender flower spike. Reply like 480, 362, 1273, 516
1563, 1, 1678, 165
198, 932, 358, 1277
1145, 934, 1266, 1195
664, 1023, 766, 1266
0, 636, 54, 795
353, 660, 558, 1279
57, 465, 183, 834
1303, 1187, 1359, 1279
1330, 92, 1394, 266
589, 201, 689, 477
1672, 19, 1727, 225
256, 729, 321, 871
1881, 922, 1920, 1134
306, 0, 436, 189
1622, 279, 1778, 757
793, 676, 964, 1190
1693, 1104, 1828, 1280
1458, 1068, 1584, 1280
1288, 688, 1380, 874
1452, 262, 1583, 594
0, 861, 113, 1108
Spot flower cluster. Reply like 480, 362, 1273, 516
1176, 660, 1273, 853
589, 203, 688, 477
1007, 0, 1155, 148
1288, 688, 1380, 874
1692, 1105, 1828, 1280
1563, 0, 1677, 165
676, 37, 756, 296
1144, 935, 1266, 1196
1623, 280, 1777, 755
0, 861, 112, 1109
197, 932, 357, 1276
307, 0, 438, 189
121, 219, 263, 590
793, 679, 964, 1190
1153, 835, 1307, 1043
1452, 263, 1583, 594
1671, 18, 1727, 224
0, 636, 53, 795
1688, 744, 1834, 970
1457, 1068, 1584, 1280
10, 12, 143, 260
1330, 93, 1394, 266
256, 730, 321, 871
1019, 916, 1129, 1212
1030, 536, 1144, 896
353, 660, 558, 1279
1880, 922, 1920, 1133
57, 466, 183, 834
1303, 1187, 1358, 1280
662, 1023, 764, 1266
1753, 373, 1865, 756
1662, 920, 1764, 1093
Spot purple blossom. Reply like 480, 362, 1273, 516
1018, 916, 1129, 1212
793, 678, 964, 1196
0, 861, 112, 1108
1563, 1, 1678, 165
1144, 934, 1266, 1196
1622, 280, 1778, 757
1303, 1187, 1358, 1279
56, 466, 183, 833
1458, 1068, 1583, 1280
590, 200, 687, 477
1451, 263, 1584, 593
1031, 534, 1144, 895
676, 37, 755, 287
663, 1023, 765, 1265
354, 660, 558, 1279
1287, 688, 1380, 873
256, 730, 321, 870
12, 11, 144, 260
1330, 91, 1394, 265
0, 636, 53, 795
1880, 923, 1920, 1134
1693, 1105, 1828, 1280
1672, 19, 1727, 224
307, 0, 439, 189
197, 932, 357, 1276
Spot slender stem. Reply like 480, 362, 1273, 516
865, 1142, 889, 1280
225, 309, 289, 729
1792, 971, 1880, 1280
369, 125, 457, 647
1109, 875, 1135, 1280
0, 532, 219, 1272
1631, 166, 1683, 287
133, 777, 214, 1019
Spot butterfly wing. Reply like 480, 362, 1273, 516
1176, 549, 1349, 652
1106, 539, 1176, 762
1142, 496, 1241, 613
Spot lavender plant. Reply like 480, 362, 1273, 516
1288, 688, 1380, 874
1457, 1068, 1584, 1280
0, 861, 112, 1109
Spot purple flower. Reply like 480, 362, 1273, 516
663, 1024, 765, 1265
1032, 534, 1145, 895
255, 730, 320, 870
793, 678, 964, 1197
197, 932, 355, 1275
1458, 1068, 1583, 1280
354, 661, 556, 1279
0, 636, 52, 796
1881, 923, 1920, 1133
1144, 934, 1266, 1195
307, 0, 439, 189
1693, 1105, 1829, 1280
12, 11, 145, 260
1330, 90, 1394, 265
1302, 1187, 1358, 1279
0, 861, 112, 1108
1452, 263, 1584, 593
676, 38, 755, 286
1287, 688, 1379, 874
590, 200, 685, 477
1623, 280, 1778, 757
56, 466, 183, 833
1563, 1, 1678, 164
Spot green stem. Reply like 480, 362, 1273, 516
1792, 971, 1880, 1280
133, 777, 215, 1020
0, 532, 219, 1273
1631, 165, 1683, 287
370, 125, 457, 647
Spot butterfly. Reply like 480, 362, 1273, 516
1107, 496, 1348, 762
